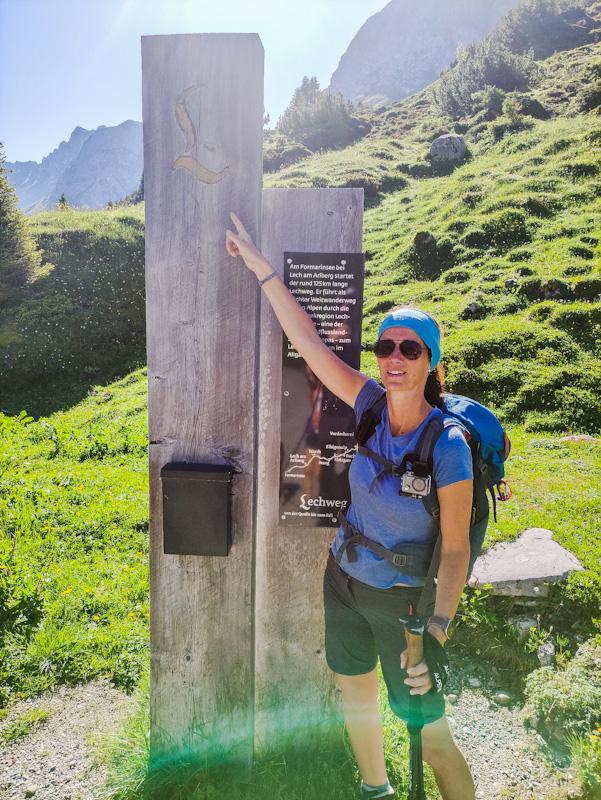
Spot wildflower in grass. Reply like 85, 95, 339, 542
61, 587, 72, 595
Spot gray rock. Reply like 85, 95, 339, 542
493, 692, 512, 706
468, 528, 583, 597
429, 133, 467, 162
508, 615, 537, 641
537, 640, 556, 666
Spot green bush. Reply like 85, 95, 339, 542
549, 303, 601, 352
560, 161, 599, 180
569, 245, 595, 259
517, 276, 573, 301
407, 232, 456, 279
498, 0, 600, 59
442, 267, 470, 283
471, 84, 506, 118
491, 115, 536, 142
275, 76, 370, 152
523, 638, 601, 746
563, 264, 591, 276
508, 247, 534, 262
567, 728, 601, 800
573, 278, 601, 300
482, 209, 532, 252
522, 195, 559, 217
433, 38, 538, 119
342, 172, 382, 197
263, 139, 313, 172
461, 190, 483, 208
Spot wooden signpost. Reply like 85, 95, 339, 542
142, 33, 364, 766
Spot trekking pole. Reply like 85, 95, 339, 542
399, 604, 427, 800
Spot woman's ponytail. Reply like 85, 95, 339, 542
425, 362, 446, 408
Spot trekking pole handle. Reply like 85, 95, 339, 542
405, 628, 424, 669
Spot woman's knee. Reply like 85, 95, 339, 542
334, 669, 379, 706
420, 715, 458, 766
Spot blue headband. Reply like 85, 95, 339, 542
377, 308, 441, 370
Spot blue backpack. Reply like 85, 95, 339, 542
336, 390, 511, 618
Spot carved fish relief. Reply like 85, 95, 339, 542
171, 83, 229, 184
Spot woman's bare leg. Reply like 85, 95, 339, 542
421, 715, 476, 800
334, 669, 388, 786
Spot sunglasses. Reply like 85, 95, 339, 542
372, 339, 427, 360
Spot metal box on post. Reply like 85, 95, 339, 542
160, 462, 235, 556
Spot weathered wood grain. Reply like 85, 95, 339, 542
255, 188, 364, 750
142, 33, 264, 765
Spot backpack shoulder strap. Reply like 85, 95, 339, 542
354, 391, 387, 446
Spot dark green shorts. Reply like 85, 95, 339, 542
323, 551, 445, 725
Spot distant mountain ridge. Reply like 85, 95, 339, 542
6, 120, 142, 214
327, 0, 521, 107
6, 1, 522, 214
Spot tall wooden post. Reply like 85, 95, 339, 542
142, 33, 264, 766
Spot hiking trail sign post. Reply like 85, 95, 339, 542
142, 32, 364, 766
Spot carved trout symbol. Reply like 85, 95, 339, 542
171, 84, 229, 184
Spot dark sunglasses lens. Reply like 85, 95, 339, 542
373, 339, 424, 359
400, 341, 423, 360
373, 340, 395, 357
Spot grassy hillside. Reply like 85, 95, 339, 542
263, 42, 601, 434
0, 207, 145, 417
0, 370, 149, 706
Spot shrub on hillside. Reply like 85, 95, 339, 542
573, 277, 601, 300
498, 0, 601, 60
342, 172, 382, 197
523, 638, 601, 746
275, 75, 370, 152
432, 38, 538, 119
0, 144, 43, 300
491, 114, 536, 141
462, 210, 531, 253
407, 232, 456, 279
522, 195, 559, 217
263, 134, 313, 172
560, 161, 600, 180
471, 85, 506, 119
442, 267, 471, 284
511, 92, 552, 120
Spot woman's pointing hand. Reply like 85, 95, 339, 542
225, 212, 265, 275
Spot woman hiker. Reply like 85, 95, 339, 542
225, 212, 476, 800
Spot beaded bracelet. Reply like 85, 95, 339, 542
258, 270, 277, 287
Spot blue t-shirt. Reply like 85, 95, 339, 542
330, 378, 473, 588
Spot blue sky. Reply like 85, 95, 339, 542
0, 0, 389, 164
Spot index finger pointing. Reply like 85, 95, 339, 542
230, 212, 246, 233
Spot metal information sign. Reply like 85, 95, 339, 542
279, 251, 365, 526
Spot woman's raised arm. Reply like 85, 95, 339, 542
225, 212, 368, 409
